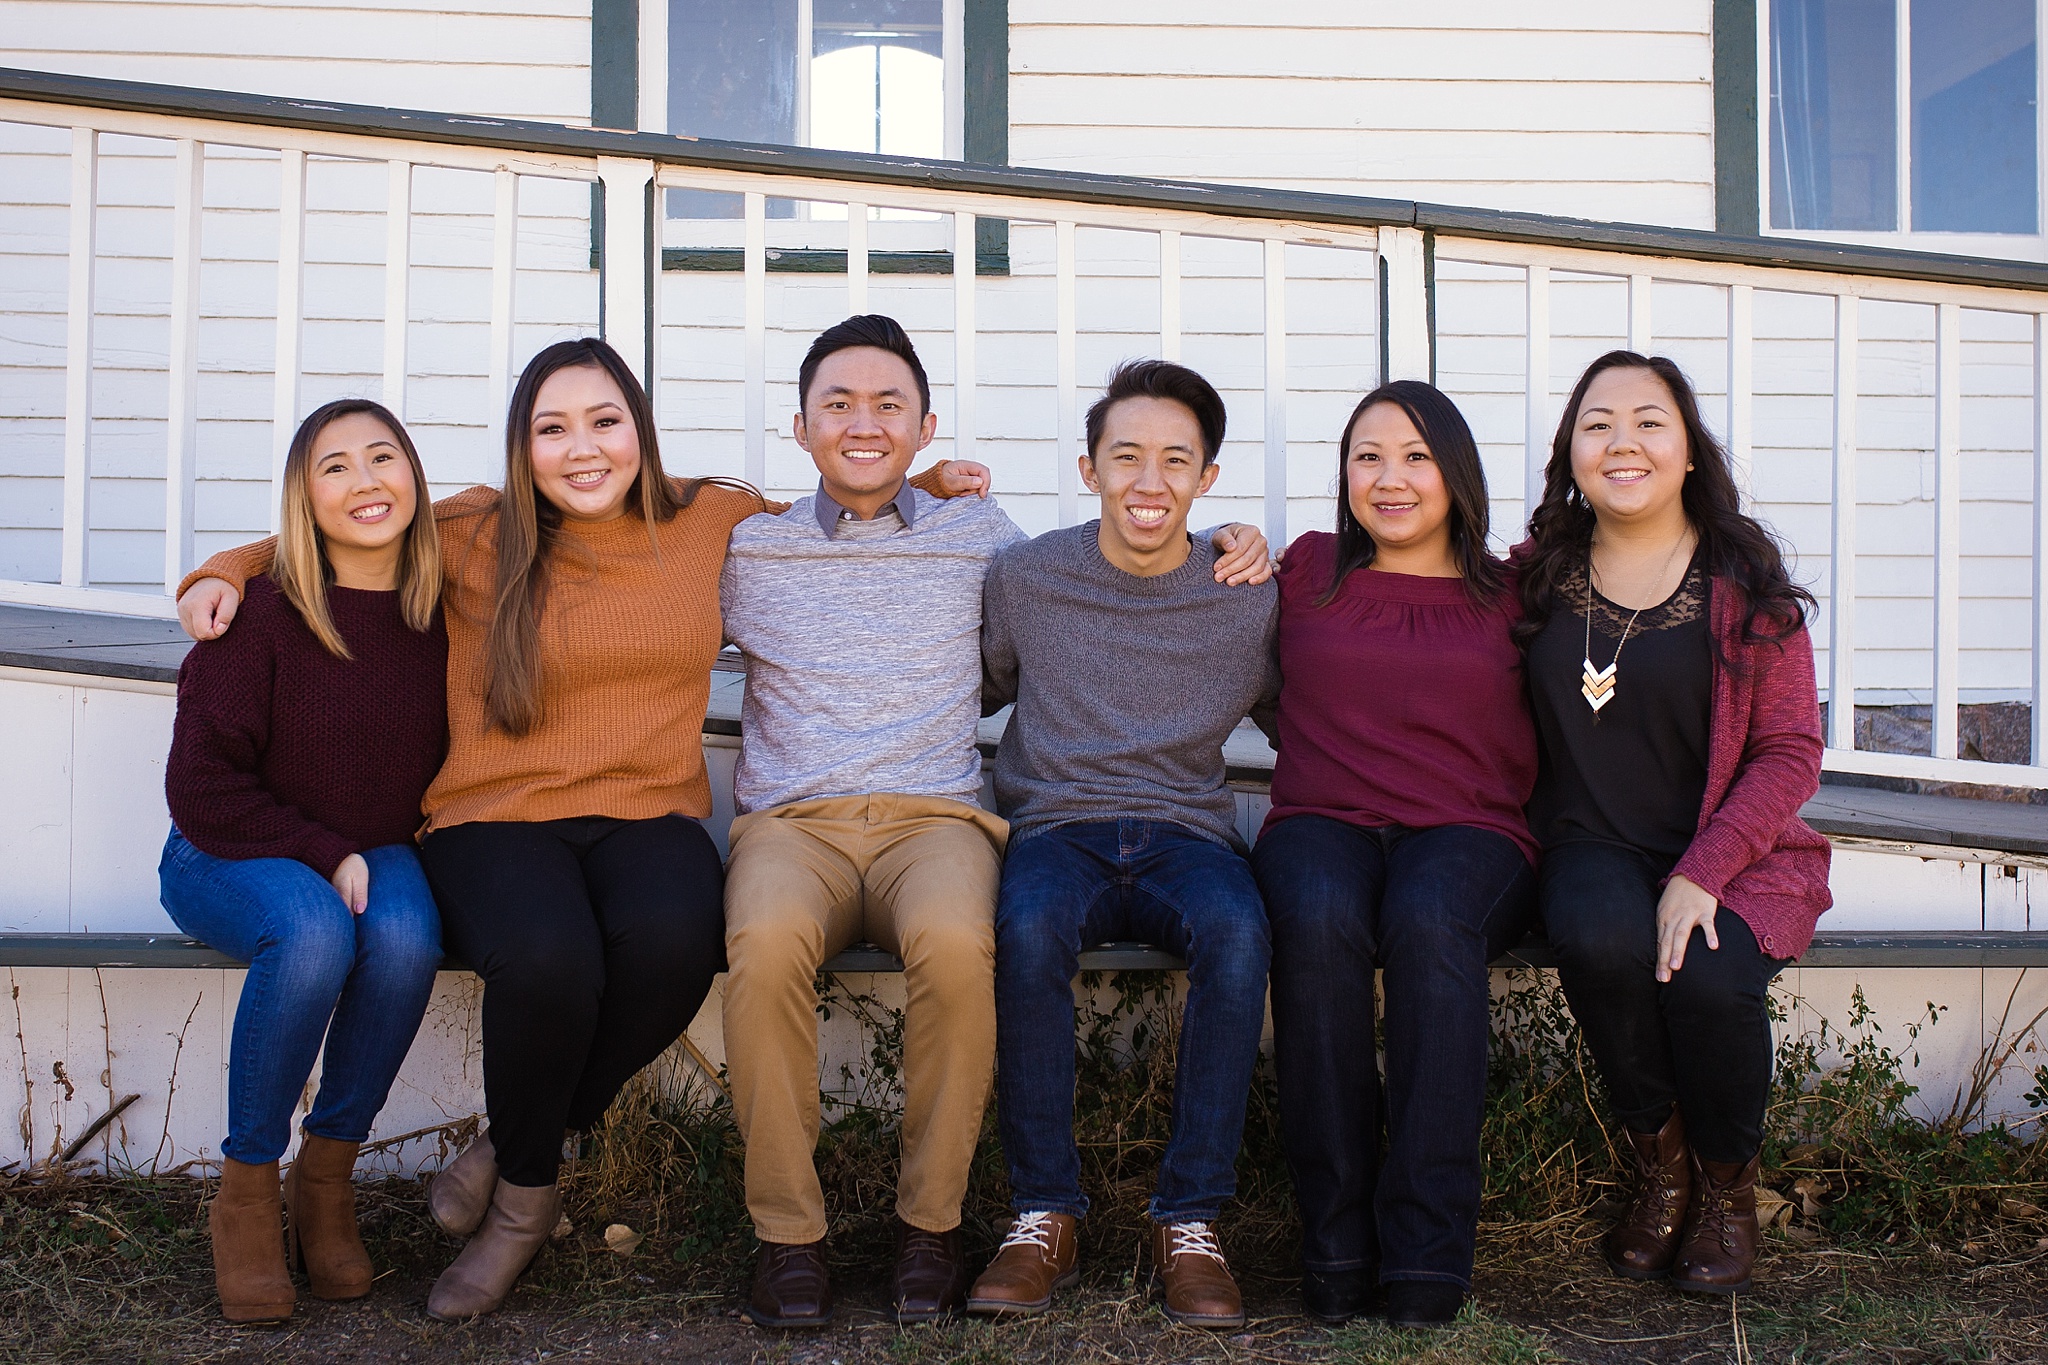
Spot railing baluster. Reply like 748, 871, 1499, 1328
596, 156, 656, 389
1725, 283, 1754, 503
1263, 237, 1287, 546
1379, 226, 1429, 382
954, 211, 976, 466
382, 161, 410, 421
487, 169, 519, 438
1828, 293, 1860, 751
1524, 264, 1551, 523
270, 148, 306, 533
2034, 313, 2048, 767
743, 190, 766, 488
1056, 220, 1078, 527
846, 201, 868, 315
1159, 229, 1181, 363
163, 138, 203, 595
1627, 273, 1652, 353
1932, 301, 1962, 760
61, 127, 97, 587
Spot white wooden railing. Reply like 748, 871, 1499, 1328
0, 68, 2043, 790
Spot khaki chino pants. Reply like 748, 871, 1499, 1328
722, 792, 1008, 1243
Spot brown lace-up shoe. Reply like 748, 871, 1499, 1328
283, 1133, 372, 1300
891, 1220, 968, 1323
1603, 1107, 1692, 1280
744, 1239, 833, 1328
1149, 1221, 1244, 1329
1670, 1152, 1761, 1295
966, 1211, 1079, 1317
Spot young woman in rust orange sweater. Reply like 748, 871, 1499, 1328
177, 338, 984, 1320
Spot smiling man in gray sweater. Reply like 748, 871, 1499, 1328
967, 360, 1280, 1330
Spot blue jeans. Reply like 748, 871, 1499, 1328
995, 819, 1271, 1224
1253, 815, 1534, 1288
159, 829, 443, 1166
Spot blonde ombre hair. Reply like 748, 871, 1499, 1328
274, 398, 442, 659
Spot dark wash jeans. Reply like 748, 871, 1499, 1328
1253, 815, 1535, 1288
1540, 840, 1788, 1164
995, 819, 1271, 1224
419, 814, 726, 1187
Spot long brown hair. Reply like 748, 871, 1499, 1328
1513, 351, 1814, 654
480, 337, 714, 735
1321, 379, 1505, 606
274, 398, 441, 659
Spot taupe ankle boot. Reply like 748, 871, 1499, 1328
428, 1130, 498, 1238
425, 1179, 560, 1321
209, 1157, 296, 1323
284, 1133, 373, 1300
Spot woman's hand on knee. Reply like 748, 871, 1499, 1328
1654, 876, 1718, 983
330, 853, 370, 914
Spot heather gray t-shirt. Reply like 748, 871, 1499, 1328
721, 487, 1027, 814
981, 522, 1281, 851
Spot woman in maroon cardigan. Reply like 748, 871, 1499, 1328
1517, 351, 1830, 1297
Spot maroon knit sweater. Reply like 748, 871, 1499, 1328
166, 575, 449, 876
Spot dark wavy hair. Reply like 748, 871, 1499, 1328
1321, 380, 1504, 606
1513, 350, 1814, 654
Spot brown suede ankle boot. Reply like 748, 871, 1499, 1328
425, 1179, 561, 1321
1603, 1108, 1691, 1280
209, 1157, 296, 1323
1671, 1152, 1761, 1295
283, 1133, 372, 1300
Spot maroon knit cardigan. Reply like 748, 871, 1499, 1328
1666, 579, 1833, 959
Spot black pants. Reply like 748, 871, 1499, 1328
1539, 841, 1787, 1164
420, 815, 726, 1186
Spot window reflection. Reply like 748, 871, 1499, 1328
1770, 0, 1898, 231
1911, 0, 2037, 233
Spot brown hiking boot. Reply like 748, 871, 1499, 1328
209, 1157, 296, 1323
1671, 1153, 1761, 1295
1603, 1107, 1691, 1280
965, 1211, 1078, 1317
1149, 1221, 1244, 1329
425, 1179, 561, 1321
891, 1220, 968, 1323
427, 1130, 497, 1238
283, 1133, 372, 1300
744, 1239, 833, 1328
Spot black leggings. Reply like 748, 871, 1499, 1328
420, 815, 726, 1186
1539, 841, 1788, 1164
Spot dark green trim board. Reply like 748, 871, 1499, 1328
965, 0, 1011, 271
591, 0, 638, 130
1714, 0, 1761, 236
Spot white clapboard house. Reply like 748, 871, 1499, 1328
0, 1, 2044, 1175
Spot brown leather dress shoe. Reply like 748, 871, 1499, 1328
1149, 1221, 1244, 1329
1671, 1152, 1761, 1295
891, 1220, 968, 1323
1603, 1107, 1691, 1280
284, 1133, 373, 1300
966, 1211, 1079, 1316
745, 1239, 833, 1328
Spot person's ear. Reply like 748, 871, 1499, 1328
793, 411, 811, 453
1078, 452, 1101, 494
1196, 460, 1222, 496
917, 409, 937, 450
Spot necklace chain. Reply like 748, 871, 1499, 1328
1580, 535, 1690, 714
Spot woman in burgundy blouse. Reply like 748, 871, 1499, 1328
1518, 352, 1829, 1297
1251, 381, 1537, 1328
159, 399, 448, 1323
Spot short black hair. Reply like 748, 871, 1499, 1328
1083, 359, 1226, 467
797, 314, 931, 416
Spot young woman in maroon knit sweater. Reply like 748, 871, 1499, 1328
1251, 381, 1537, 1328
1518, 352, 1830, 1297
159, 399, 448, 1323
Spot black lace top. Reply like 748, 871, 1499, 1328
1526, 548, 1713, 865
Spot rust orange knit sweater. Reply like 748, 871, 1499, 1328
180, 468, 953, 833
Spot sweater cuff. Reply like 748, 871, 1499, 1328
1670, 822, 1749, 900
299, 830, 359, 882
908, 461, 953, 497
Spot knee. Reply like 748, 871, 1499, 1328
1188, 912, 1271, 990
1661, 949, 1765, 1022
724, 908, 825, 987
259, 895, 357, 983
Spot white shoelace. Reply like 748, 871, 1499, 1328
999, 1210, 1059, 1253
1165, 1221, 1228, 1265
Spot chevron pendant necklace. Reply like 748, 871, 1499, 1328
1581, 536, 1687, 714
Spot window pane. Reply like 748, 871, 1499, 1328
668, 0, 799, 218
811, 0, 944, 157
1770, 0, 1899, 230
1911, 0, 2037, 232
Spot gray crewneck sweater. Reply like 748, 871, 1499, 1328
721, 487, 1027, 814
981, 522, 1280, 850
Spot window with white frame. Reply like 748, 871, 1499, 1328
650, 0, 963, 224
1766, 0, 2039, 239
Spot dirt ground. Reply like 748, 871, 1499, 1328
6, 1176, 2048, 1365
